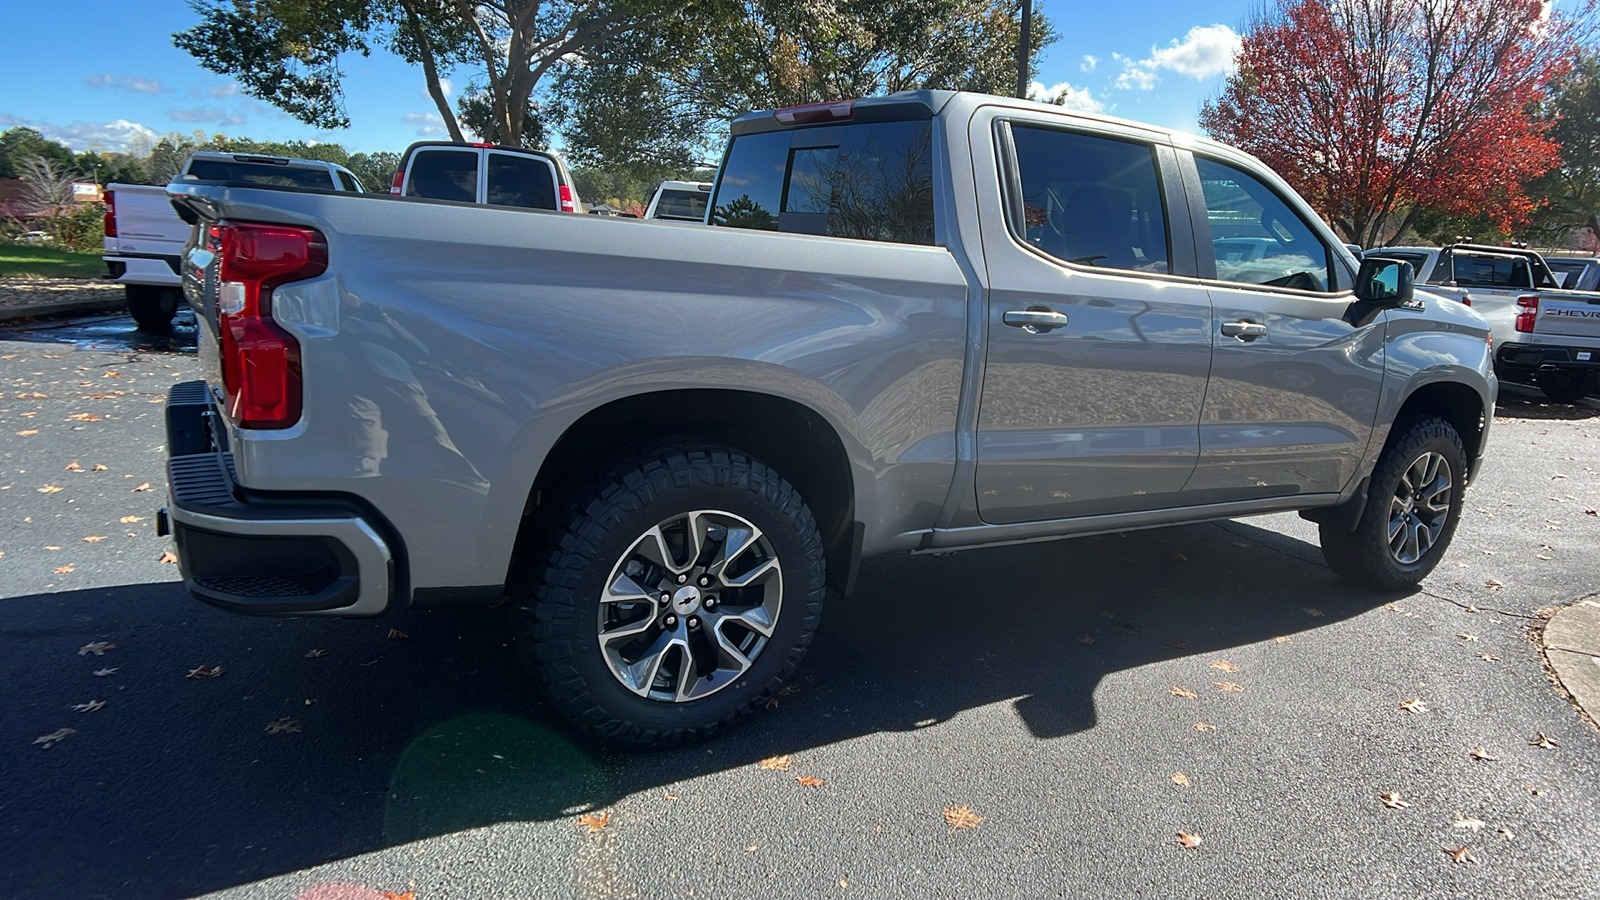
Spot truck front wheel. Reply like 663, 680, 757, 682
512, 444, 826, 747
1536, 369, 1595, 404
1319, 416, 1467, 591
126, 285, 179, 331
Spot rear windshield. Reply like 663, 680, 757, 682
710, 119, 935, 245
405, 149, 478, 203
1380, 252, 1430, 275
1546, 259, 1586, 288
655, 189, 709, 220
182, 159, 333, 189
1435, 254, 1531, 288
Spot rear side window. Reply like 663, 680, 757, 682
335, 170, 364, 192
1009, 125, 1170, 274
712, 120, 935, 245
486, 152, 557, 209
656, 189, 709, 220
405, 150, 477, 203
182, 160, 333, 190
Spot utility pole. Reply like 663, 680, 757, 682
1015, 0, 1033, 99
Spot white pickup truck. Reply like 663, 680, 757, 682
104, 152, 366, 329
1389, 244, 1600, 402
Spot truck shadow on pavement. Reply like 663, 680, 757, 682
2, 518, 1395, 898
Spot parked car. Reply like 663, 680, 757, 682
644, 180, 713, 222
104, 152, 366, 329
163, 90, 1495, 746
389, 141, 580, 212
1541, 255, 1600, 291
1400, 244, 1600, 401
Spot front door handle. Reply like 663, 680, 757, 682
1003, 308, 1070, 333
1220, 320, 1268, 341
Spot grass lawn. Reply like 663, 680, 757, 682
0, 244, 105, 279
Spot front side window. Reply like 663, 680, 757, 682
1195, 157, 1332, 292
711, 121, 935, 245
1009, 125, 1170, 274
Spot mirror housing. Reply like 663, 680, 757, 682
1354, 256, 1414, 306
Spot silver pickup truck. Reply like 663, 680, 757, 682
161, 91, 1495, 746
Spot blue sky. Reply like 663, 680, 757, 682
0, 0, 1250, 156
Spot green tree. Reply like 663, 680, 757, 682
1526, 51, 1600, 247
0, 128, 75, 180
554, 0, 1055, 171
173, 0, 704, 146
346, 151, 401, 192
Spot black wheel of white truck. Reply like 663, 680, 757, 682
1536, 369, 1595, 404
513, 444, 825, 747
126, 285, 178, 331
1319, 415, 1467, 591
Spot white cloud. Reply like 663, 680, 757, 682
1028, 81, 1105, 114
167, 106, 247, 126
208, 82, 239, 99
403, 111, 447, 136
84, 73, 170, 94
1080, 55, 1098, 73
1114, 24, 1241, 90
16, 117, 160, 152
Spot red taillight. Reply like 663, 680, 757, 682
774, 99, 855, 125
559, 184, 576, 213
103, 189, 116, 238
215, 222, 326, 429
389, 170, 404, 195
1514, 294, 1539, 333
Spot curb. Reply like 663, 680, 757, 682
1543, 597, 1600, 729
0, 295, 127, 323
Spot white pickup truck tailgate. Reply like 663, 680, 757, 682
105, 184, 189, 257
1535, 291, 1600, 338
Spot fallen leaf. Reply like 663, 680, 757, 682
1165, 639, 1188, 650
265, 717, 301, 734
1193, 722, 1216, 732
1209, 660, 1240, 673
1215, 681, 1244, 693
93, 667, 117, 677
779, 684, 800, 696
1469, 747, 1498, 761
1453, 812, 1487, 834
796, 775, 825, 787
380, 892, 415, 900
53, 565, 74, 574
120, 516, 143, 523
16, 430, 38, 436
388, 628, 408, 639
1443, 846, 1478, 864
662, 793, 679, 801
186, 664, 224, 679
575, 811, 610, 833
72, 700, 106, 712
1175, 831, 1202, 849
361, 657, 384, 667
764, 696, 780, 709
132, 483, 151, 492
45, 546, 61, 551
1380, 791, 1411, 809
1400, 698, 1428, 714
1485, 578, 1504, 591
745, 844, 758, 853
37, 485, 63, 494
1273, 635, 1291, 644
1529, 731, 1558, 749
82, 536, 106, 543
305, 649, 328, 658
760, 754, 793, 771
34, 728, 75, 748
158, 550, 178, 564
1498, 826, 1515, 840
1078, 634, 1095, 644
1170, 687, 1198, 700
63, 462, 82, 471
92, 464, 108, 471
943, 805, 983, 830
1457, 633, 1478, 642
1521, 783, 1544, 796
78, 641, 115, 656
1172, 772, 1190, 787
1302, 607, 1325, 618
1478, 652, 1500, 661
66, 413, 102, 422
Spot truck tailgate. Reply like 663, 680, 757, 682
107, 185, 190, 256
1535, 291, 1600, 338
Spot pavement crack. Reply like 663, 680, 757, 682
1413, 587, 1540, 620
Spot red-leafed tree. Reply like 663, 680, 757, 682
1201, 0, 1572, 247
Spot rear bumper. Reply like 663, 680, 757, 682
1496, 342, 1600, 375
162, 381, 395, 616
103, 253, 181, 287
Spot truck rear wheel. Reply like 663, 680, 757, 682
1536, 370, 1595, 404
512, 444, 826, 747
1319, 416, 1467, 591
126, 285, 179, 331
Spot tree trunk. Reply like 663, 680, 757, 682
401, 0, 465, 143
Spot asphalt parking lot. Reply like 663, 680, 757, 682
2, 314, 1598, 900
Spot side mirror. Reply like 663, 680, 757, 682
1354, 256, 1414, 305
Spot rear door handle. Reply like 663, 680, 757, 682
1220, 320, 1268, 341
1003, 308, 1070, 333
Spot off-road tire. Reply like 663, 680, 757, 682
1320, 415, 1467, 591
1536, 369, 1595, 404
126, 285, 178, 331
512, 444, 826, 747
